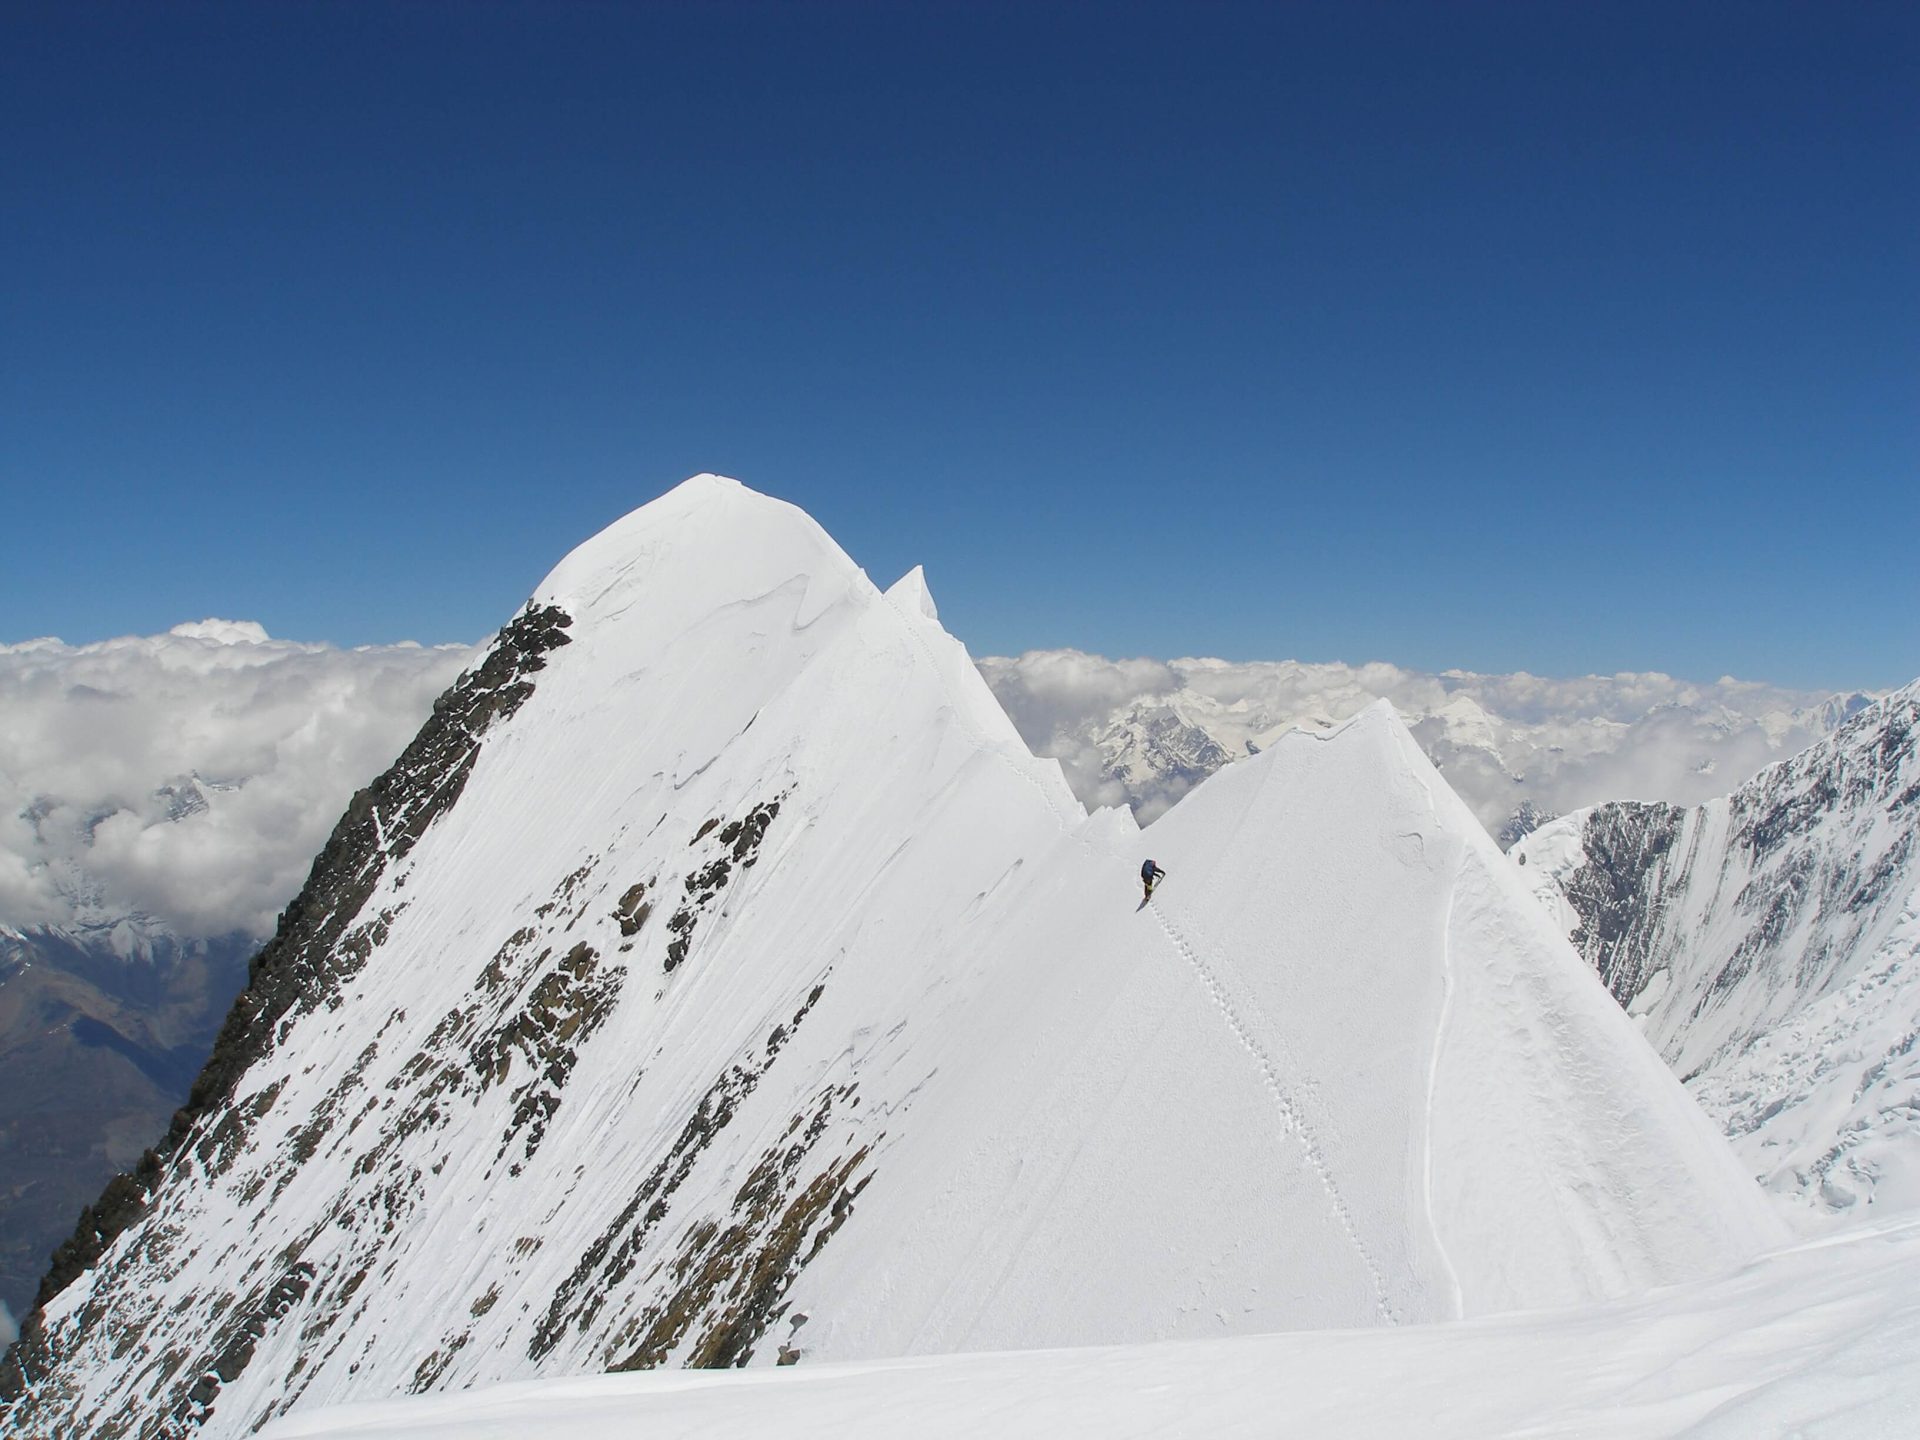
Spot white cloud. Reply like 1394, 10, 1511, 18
978, 650, 1876, 837
0, 622, 475, 943
975, 650, 1181, 744
0, 1296, 15, 1345
0, 616, 1881, 948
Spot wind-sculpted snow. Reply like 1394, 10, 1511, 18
1, 477, 1786, 1439
1516, 681, 1920, 1214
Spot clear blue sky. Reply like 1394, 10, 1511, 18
4, 2, 1914, 688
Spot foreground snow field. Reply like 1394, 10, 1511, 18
266, 1213, 1920, 1440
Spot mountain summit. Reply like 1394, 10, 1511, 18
2, 477, 1783, 1438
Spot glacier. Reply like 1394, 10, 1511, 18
2, 476, 1787, 1438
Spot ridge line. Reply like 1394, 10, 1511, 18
1390, 718, 1467, 1320
881, 593, 1082, 833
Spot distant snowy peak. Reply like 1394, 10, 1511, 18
1075, 682, 1529, 830
1768, 689, 1876, 742
1088, 702, 1236, 816
1515, 678, 1920, 1213
0, 620, 475, 945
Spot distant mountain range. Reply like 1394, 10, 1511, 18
979, 651, 1874, 836
0, 921, 251, 1318
0, 627, 468, 1321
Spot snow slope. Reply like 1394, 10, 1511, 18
1514, 682, 1920, 1215
264, 1211, 1920, 1440
1, 477, 1783, 1438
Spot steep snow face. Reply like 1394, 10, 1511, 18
1514, 682, 1920, 1214
744, 701, 1781, 1367
2, 477, 1782, 1439
1112, 706, 1780, 1321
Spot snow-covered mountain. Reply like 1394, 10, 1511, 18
1, 477, 1784, 1438
979, 651, 1871, 834
0, 584, 1863, 1342
1513, 681, 1920, 1215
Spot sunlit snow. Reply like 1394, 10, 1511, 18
5, 477, 1899, 1440
267, 1215, 1920, 1439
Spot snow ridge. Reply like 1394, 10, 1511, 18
1389, 721, 1469, 1320
882, 579, 1084, 833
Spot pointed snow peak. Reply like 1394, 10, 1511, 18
1292, 694, 1400, 744
1136, 694, 1786, 1314
885, 565, 939, 623
532, 475, 875, 639
1356, 695, 1401, 725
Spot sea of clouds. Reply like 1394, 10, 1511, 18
0, 622, 474, 944
979, 649, 1871, 832
0, 619, 1877, 950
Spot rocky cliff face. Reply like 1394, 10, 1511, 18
1515, 681, 1920, 1213
0, 599, 572, 1419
